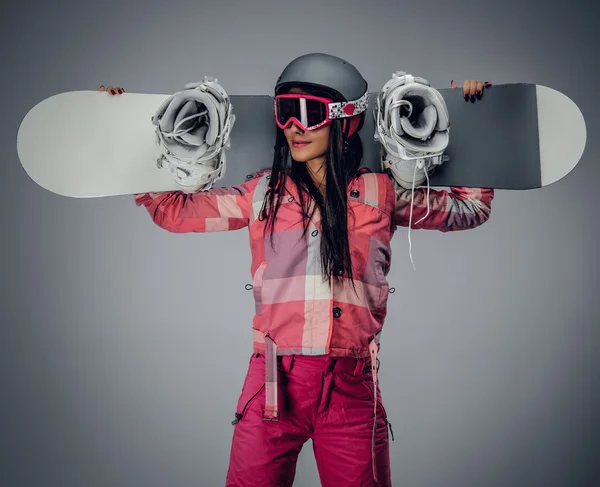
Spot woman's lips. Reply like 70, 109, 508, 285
292, 141, 310, 148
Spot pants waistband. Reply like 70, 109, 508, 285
256, 353, 373, 376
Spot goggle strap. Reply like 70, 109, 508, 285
327, 92, 369, 119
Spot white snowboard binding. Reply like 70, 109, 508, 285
374, 71, 450, 189
151, 76, 235, 193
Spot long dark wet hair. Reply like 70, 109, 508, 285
258, 85, 365, 285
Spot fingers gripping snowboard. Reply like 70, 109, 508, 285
16, 78, 587, 198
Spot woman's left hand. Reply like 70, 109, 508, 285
451, 79, 492, 102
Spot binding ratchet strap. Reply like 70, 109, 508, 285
262, 335, 279, 421
152, 76, 236, 193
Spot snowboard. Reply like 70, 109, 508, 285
16, 83, 586, 198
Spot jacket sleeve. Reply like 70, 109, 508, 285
133, 170, 269, 233
392, 178, 494, 232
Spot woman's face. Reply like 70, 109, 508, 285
283, 88, 330, 164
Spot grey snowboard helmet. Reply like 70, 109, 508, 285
274, 53, 368, 138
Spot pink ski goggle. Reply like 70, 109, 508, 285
274, 92, 368, 131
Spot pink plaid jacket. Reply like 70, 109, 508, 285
134, 168, 494, 359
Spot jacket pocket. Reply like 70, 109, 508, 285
253, 261, 268, 316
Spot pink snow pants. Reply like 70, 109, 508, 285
225, 352, 393, 486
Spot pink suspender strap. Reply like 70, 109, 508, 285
262, 335, 280, 421
369, 337, 379, 484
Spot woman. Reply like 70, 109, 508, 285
101, 53, 494, 487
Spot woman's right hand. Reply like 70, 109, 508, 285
98, 85, 124, 95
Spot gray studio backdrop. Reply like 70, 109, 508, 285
1, 1, 598, 486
